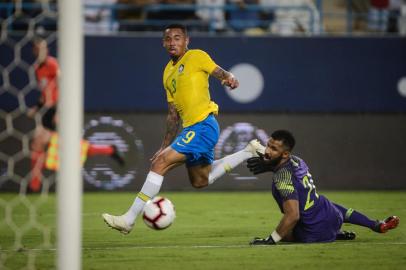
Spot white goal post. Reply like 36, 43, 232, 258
57, 0, 83, 270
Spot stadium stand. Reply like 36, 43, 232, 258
1, 0, 405, 35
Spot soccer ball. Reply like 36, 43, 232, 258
142, 196, 176, 230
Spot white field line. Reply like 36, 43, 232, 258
1, 242, 406, 252
8, 208, 397, 218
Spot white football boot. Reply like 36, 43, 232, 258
102, 213, 133, 235
245, 139, 266, 157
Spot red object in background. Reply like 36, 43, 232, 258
87, 144, 114, 156
370, 0, 389, 9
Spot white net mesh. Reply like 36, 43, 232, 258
0, 1, 58, 269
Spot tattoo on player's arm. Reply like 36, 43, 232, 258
211, 66, 231, 81
162, 103, 180, 147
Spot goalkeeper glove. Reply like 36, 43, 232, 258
246, 153, 272, 175
249, 235, 276, 245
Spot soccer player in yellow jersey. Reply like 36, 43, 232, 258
102, 24, 266, 234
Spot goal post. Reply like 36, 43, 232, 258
57, 0, 83, 270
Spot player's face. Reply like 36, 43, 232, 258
264, 138, 289, 168
163, 28, 189, 60
33, 40, 48, 63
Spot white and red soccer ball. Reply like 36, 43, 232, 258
142, 196, 176, 230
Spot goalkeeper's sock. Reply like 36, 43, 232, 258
123, 171, 163, 225
208, 149, 252, 185
87, 144, 114, 156
333, 203, 376, 229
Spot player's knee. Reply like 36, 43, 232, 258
150, 154, 170, 175
191, 181, 207, 189
151, 158, 164, 173
190, 176, 208, 189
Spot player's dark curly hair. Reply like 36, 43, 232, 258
271, 130, 296, 151
164, 24, 188, 36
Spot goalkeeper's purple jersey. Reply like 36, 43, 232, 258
271, 155, 343, 242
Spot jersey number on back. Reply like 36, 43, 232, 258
302, 173, 319, 211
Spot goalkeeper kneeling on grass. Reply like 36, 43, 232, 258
246, 130, 400, 245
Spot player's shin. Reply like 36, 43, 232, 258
334, 204, 377, 230
30, 150, 45, 192
123, 171, 164, 225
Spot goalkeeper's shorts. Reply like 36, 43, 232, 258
293, 197, 344, 243
41, 106, 57, 131
171, 114, 219, 167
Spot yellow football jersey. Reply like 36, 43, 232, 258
163, 49, 219, 127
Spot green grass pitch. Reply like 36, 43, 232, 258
1, 191, 405, 269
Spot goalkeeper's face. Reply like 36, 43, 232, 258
264, 139, 290, 168
163, 28, 189, 61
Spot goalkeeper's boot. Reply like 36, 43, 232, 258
245, 139, 266, 157
110, 145, 125, 166
336, 231, 356, 240
374, 216, 400, 233
102, 213, 133, 235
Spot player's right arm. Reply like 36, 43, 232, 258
276, 199, 300, 239
250, 201, 299, 245
250, 168, 299, 245
193, 50, 238, 89
211, 66, 239, 90
151, 102, 181, 161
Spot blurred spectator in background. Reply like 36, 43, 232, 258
399, 0, 406, 35
260, 0, 321, 35
196, 0, 226, 32
28, 37, 59, 192
227, 0, 263, 33
84, 0, 119, 34
28, 39, 124, 192
367, 0, 389, 32
117, 0, 152, 31
351, 0, 370, 31
146, 0, 199, 31
386, 0, 402, 32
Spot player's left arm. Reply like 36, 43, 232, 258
211, 66, 239, 90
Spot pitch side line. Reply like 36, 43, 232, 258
1, 242, 406, 252
7, 207, 397, 218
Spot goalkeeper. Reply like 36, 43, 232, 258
246, 130, 400, 245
